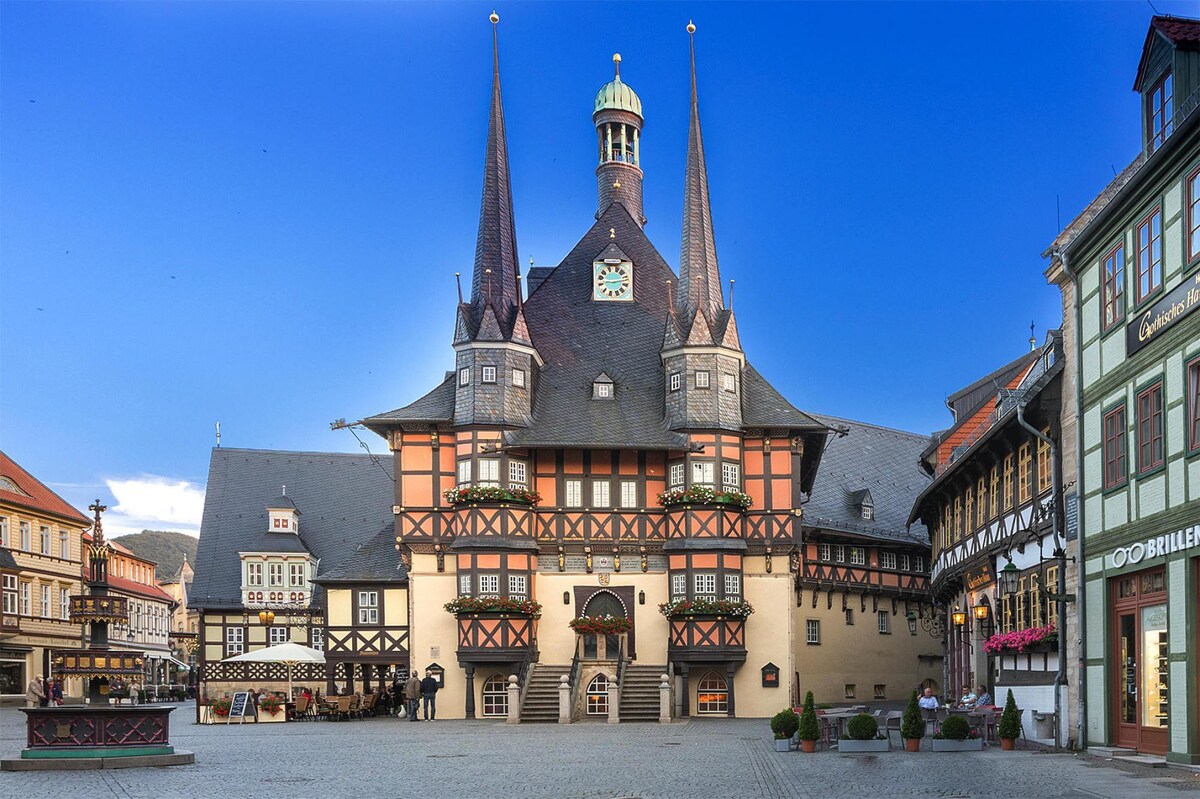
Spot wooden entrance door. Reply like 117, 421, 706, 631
1110, 569, 1168, 754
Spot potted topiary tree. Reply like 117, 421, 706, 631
931, 714, 983, 751
770, 708, 799, 752
998, 689, 1021, 750
798, 691, 820, 753
900, 690, 924, 752
839, 712, 890, 752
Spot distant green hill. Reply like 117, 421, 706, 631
111, 530, 198, 580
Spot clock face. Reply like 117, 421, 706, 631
593, 262, 633, 301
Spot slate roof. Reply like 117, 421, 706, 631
313, 525, 408, 585
191, 448, 394, 609
363, 374, 456, 429
0, 450, 90, 526
0, 548, 17, 571
804, 415, 932, 547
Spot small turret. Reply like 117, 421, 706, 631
594, 54, 646, 226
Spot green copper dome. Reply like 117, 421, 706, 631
594, 55, 642, 118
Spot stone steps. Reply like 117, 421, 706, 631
619, 665, 666, 722
520, 665, 570, 723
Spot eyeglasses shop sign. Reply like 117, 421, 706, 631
1110, 523, 1200, 569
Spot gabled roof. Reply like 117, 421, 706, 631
1135, 16, 1200, 90
922, 351, 1039, 462
313, 525, 407, 585
106, 574, 176, 604
0, 450, 89, 526
191, 448, 393, 609
804, 415, 931, 547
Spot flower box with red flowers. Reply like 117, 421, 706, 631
443, 485, 542, 507
443, 596, 543, 618
658, 486, 752, 511
568, 615, 633, 635
983, 624, 1057, 654
658, 598, 755, 619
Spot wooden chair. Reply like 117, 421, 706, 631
335, 695, 352, 721
292, 695, 309, 721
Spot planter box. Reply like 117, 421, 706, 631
774, 738, 792, 752
931, 738, 984, 752
838, 739, 890, 753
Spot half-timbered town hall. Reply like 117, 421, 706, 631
191, 19, 939, 720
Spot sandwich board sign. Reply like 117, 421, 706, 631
226, 691, 254, 724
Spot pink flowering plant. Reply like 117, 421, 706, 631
443, 485, 541, 506
568, 615, 633, 635
658, 486, 753, 510
443, 596, 543, 617
658, 598, 755, 619
983, 624, 1057, 654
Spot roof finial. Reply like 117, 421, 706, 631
1029, 321, 1036, 352
687, 21, 697, 103
455, 272, 463, 304
485, 267, 493, 305
281, 484, 286, 496
729, 278, 735, 311
666, 280, 676, 318
613, 52, 621, 80
490, 12, 500, 74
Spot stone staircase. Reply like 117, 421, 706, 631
619, 664, 667, 722
520, 664, 569, 723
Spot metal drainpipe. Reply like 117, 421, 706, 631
1016, 400, 1066, 749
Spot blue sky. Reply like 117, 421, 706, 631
2, 1, 1190, 535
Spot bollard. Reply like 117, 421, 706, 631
607, 673, 620, 725
558, 674, 571, 724
506, 674, 521, 724
659, 673, 671, 724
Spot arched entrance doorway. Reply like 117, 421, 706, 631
576, 588, 633, 660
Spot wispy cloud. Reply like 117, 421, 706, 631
104, 477, 205, 538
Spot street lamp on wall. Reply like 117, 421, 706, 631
999, 558, 1020, 596
950, 606, 967, 627
258, 610, 276, 625
906, 610, 918, 636
972, 602, 993, 637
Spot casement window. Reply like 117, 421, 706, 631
963, 489, 973, 534
482, 674, 509, 717
1189, 167, 1200, 263
691, 461, 714, 487
0, 517, 7, 548
877, 611, 890, 634
459, 367, 470, 386
268, 563, 284, 587
1136, 380, 1165, 474
669, 373, 681, 392
861, 503, 873, 520
1101, 403, 1128, 487
512, 368, 526, 388
1017, 443, 1032, 504
693, 573, 716, 599
722, 373, 736, 393
880, 552, 897, 570
1001, 595, 1013, 633
671, 573, 686, 601
1188, 356, 1200, 453
976, 478, 987, 526
1045, 565, 1060, 628
721, 463, 740, 490
269, 626, 288, 645
845, 608, 854, 625
478, 458, 500, 486
1135, 207, 1163, 303
1037, 430, 1052, 493
564, 480, 582, 507
695, 370, 710, 389
619, 480, 638, 508
481, 365, 497, 384
1029, 574, 1043, 628
1002, 454, 1014, 510
508, 460, 527, 487
914, 556, 925, 572
459, 574, 472, 595
3, 575, 18, 614
818, 543, 831, 562
457, 459, 472, 486
58, 530, 69, 560
1102, 244, 1125, 330
844, 684, 856, 699
478, 574, 499, 596
59, 587, 70, 619
310, 628, 324, 651
952, 497, 962, 542
247, 562, 263, 587
723, 573, 740, 599
989, 466, 1000, 518
806, 619, 821, 645
289, 563, 306, 588
1147, 71, 1173, 151
40, 585, 50, 618
226, 627, 244, 656
357, 591, 379, 624
899, 553, 911, 571
849, 547, 866, 566
592, 481, 611, 507
19, 522, 30, 551
669, 463, 685, 487
832, 544, 845, 563
508, 574, 527, 600
39, 526, 49, 555
593, 380, 613, 399
19, 582, 29, 616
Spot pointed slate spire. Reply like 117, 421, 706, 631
470, 12, 521, 313
677, 21, 725, 322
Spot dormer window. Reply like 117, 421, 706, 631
1147, 71, 1173, 152
513, 368, 527, 388
861, 503, 873, 521
722, 373, 736, 393
593, 373, 614, 399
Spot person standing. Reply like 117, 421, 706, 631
51, 679, 64, 706
405, 671, 421, 721
419, 670, 439, 720
26, 674, 45, 708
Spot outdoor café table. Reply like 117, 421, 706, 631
822, 712, 856, 745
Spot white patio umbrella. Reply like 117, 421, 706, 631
221, 641, 325, 700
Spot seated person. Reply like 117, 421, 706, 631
957, 688, 977, 708
918, 687, 939, 710
973, 685, 993, 708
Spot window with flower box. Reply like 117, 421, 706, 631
1136, 207, 1163, 303
693, 573, 717, 600
508, 574, 527, 601
509, 460, 527, 487
721, 463, 740, 490
478, 574, 499, 597
669, 463, 685, 487
671, 574, 685, 601
1136, 379, 1165, 474
457, 460, 471, 486
478, 458, 500, 486
691, 461, 714, 487
724, 573, 740, 599
459, 574, 472, 595
1045, 565, 1059, 628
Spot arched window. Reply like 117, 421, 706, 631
481, 674, 508, 717
696, 672, 728, 715
586, 674, 609, 715
582, 591, 625, 619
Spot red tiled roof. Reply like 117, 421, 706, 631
0, 450, 89, 525
1151, 15, 1200, 46
104, 574, 175, 604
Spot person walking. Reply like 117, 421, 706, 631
26, 674, 45, 708
405, 671, 421, 721
51, 679, 64, 706
419, 670, 439, 720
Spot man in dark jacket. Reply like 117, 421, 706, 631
419, 671, 439, 720
405, 672, 421, 721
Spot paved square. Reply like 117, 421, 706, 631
2, 707, 1198, 798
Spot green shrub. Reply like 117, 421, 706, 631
940, 714, 970, 741
798, 691, 820, 742
900, 690, 924, 740
998, 689, 1021, 740
846, 712, 878, 740
770, 708, 799, 740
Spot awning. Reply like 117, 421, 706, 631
144, 653, 190, 669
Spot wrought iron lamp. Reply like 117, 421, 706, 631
258, 609, 276, 625
999, 558, 1020, 596
951, 606, 967, 626
906, 610, 918, 635
972, 602, 992, 636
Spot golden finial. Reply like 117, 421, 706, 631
609, 228, 616, 239
489, 11, 499, 24
687, 20, 696, 34
613, 52, 621, 79
613, 178, 621, 189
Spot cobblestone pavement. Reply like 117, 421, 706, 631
2, 707, 1199, 798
